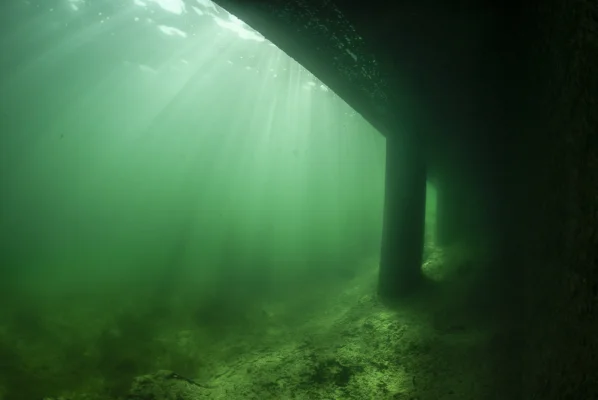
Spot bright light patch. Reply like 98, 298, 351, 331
303, 81, 316, 90
213, 14, 264, 42
147, 0, 186, 15
158, 25, 187, 37
195, 0, 220, 14
68, 0, 84, 11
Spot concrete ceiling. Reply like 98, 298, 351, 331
208, 0, 509, 178
209, 0, 394, 136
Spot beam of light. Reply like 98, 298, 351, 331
1, 0, 386, 294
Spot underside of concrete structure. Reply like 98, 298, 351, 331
209, 0, 598, 398
211, 0, 513, 300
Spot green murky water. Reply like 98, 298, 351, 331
0, 1, 483, 399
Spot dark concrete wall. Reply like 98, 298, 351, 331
504, 0, 598, 397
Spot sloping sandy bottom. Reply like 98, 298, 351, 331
173, 260, 494, 399
7, 247, 495, 400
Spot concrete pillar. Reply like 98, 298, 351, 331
378, 132, 427, 300
435, 179, 463, 247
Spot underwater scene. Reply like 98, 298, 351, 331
0, 1, 498, 399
